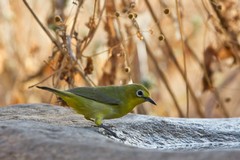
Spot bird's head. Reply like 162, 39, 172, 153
126, 84, 156, 106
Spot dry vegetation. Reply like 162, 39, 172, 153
0, 0, 240, 118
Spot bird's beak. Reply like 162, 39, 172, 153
144, 97, 157, 105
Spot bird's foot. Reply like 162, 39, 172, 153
99, 124, 118, 138
92, 123, 125, 141
95, 125, 126, 141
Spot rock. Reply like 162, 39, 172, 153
0, 104, 240, 160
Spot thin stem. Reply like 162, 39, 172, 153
81, 0, 106, 53
28, 69, 62, 89
145, 41, 184, 117
70, 0, 84, 36
145, 0, 204, 117
175, 0, 189, 117
22, 0, 60, 48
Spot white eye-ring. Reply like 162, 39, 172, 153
136, 89, 144, 97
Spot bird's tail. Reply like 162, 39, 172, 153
36, 86, 70, 97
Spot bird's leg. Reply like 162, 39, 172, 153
85, 117, 123, 140
99, 124, 118, 138
94, 118, 118, 138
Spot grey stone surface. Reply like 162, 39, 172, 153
0, 104, 240, 160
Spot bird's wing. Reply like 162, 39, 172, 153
66, 87, 121, 105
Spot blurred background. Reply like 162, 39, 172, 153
0, 0, 240, 118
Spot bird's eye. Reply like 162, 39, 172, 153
136, 90, 144, 97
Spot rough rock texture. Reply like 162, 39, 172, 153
0, 104, 240, 160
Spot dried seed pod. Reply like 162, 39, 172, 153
124, 66, 131, 73
158, 34, 165, 41
130, 2, 136, 8
133, 12, 138, 18
137, 31, 144, 40
60, 71, 67, 80
84, 57, 94, 75
128, 13, 134, 20
128, 12, 137, 19
54, 15, 63, 23
54, 15, 66, 31
217, 5, 222, 10
225, 97, 231, 103
164, 8, 170, 14
115, 11, 120, 17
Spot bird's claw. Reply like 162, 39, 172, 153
99, 124, 117, 137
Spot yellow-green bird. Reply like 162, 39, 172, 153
37, 84, 156, 136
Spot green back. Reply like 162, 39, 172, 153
66, 86, 122, 105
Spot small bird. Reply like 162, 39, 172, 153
37, 84, 156, 137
